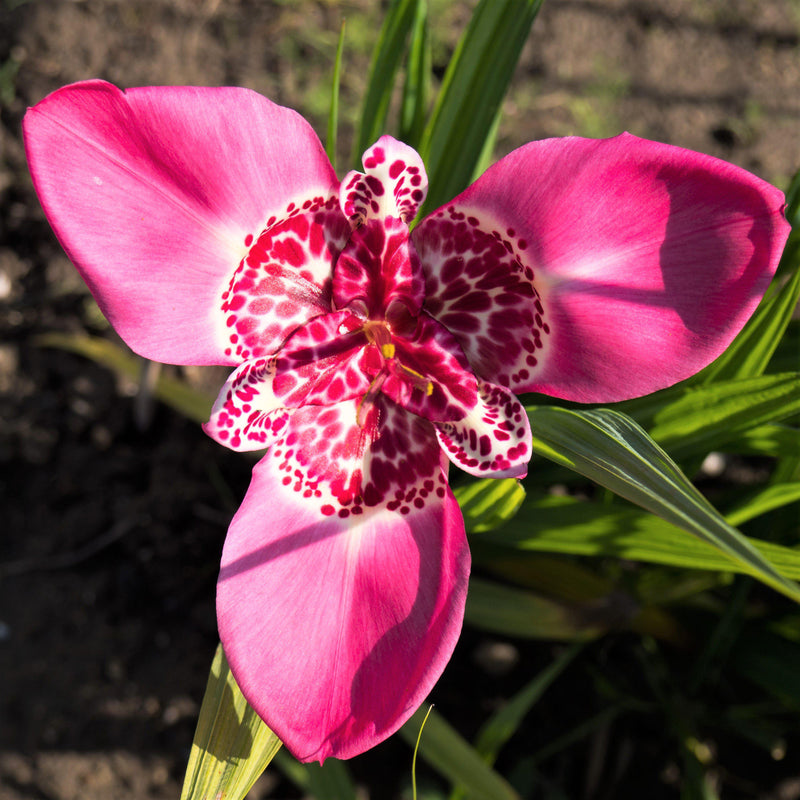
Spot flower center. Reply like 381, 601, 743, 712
357, 318, 434, 426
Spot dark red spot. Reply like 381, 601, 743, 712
389, 159, 405, 179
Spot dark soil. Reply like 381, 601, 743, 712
1, 1, 798, 798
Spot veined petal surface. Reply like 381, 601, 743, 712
414, 133, 789, 402
23, 80, 339, 365
217, 398, 469, 762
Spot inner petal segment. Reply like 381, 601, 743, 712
205, 311, 369, 452
333, 216, 425, 317
413, 206, 552, 392
434, 379, 531, 478
222, 194, 349, 361
340, 136, 428, 226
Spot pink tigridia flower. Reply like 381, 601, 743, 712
23, 81, 789, 762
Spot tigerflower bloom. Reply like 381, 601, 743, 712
24, 81, 788, 762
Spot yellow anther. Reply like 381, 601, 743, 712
381, 342, 396, 359
397, 362, 434, 396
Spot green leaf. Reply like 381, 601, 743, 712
617, 373, 800, 459
688, 576, 751, 693
326, 20, 346, 172
768, 320, 800, 374
418, 0, 544, 215
722, 423, 800, 458
524, 406, 800, 603
272, 751, 358, 799
776, 167, 800, 280
732, 627, 800, 709
465, 577, 602, 640
469, 550, 688, 644
725, 482, 800, 527
453, 477, 526, 532
305, 759, 358, 800
36, 333, 213, 423
399, 0, 431, 147
471, 644, 581, 762
449, 646, 581, 800
353, 0, 418, 164
486, 492, 800, 581
180, 644, 281, 800
399, 706, 521, 800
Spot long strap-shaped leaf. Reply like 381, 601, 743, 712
525, 406, 800, 603
482, 490, 800, 580
646, 372, 800, 458
399, 706, 521, 800
353, 0, 421, 164
180, 644, 281, 800
399, 0, 431, 147
418, 0, 544, 215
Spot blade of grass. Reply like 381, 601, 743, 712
484, 493, 800, 581
465, 578, 603, 640
399, 706, 521, 800
418, 0, 544, 215
616, 373, 800, 460
721, 423, 800, 459
449, 645, 582, 800
353, 0, 418, 164
399, 0, 430, 147
326, 20, 346, 172
776, 167, 800, 279
454, 477, 526, 532
697, 263, 800, 383
36, 333, 214, 423
473, 644, 581, 761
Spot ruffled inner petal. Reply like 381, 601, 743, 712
333, 216, 425, 317
386, 312, 479, 423
435, 379, 531, 478
340, 136, 428, 226
204, 311, 370, 451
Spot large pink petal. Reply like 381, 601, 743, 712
23, 80, 339, 365
217, 399, 469, 761
414, 133, 789, 402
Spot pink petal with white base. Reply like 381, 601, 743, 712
414, 133, 789, 402
435, 380, 531, 478
217, 398, 469, 761
23, 80, 339, 365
